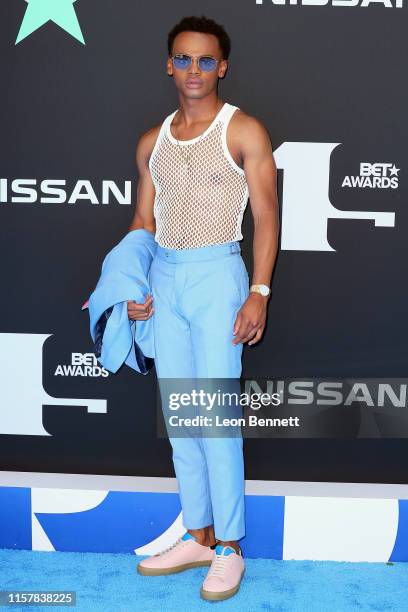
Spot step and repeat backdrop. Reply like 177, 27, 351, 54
1, 0, 407, 486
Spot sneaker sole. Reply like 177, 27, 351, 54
200, 567, 245, 601
137, 559, 213, 576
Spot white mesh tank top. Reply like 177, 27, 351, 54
148, 101, 249, 250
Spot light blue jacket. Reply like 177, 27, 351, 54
82, 228, 157, 375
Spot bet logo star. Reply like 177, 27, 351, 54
16, 0, 85, 45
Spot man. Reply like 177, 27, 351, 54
127, 15, 279, 601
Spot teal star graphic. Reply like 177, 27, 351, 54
16, 0, 85, 45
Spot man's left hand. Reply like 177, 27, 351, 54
232, 292, 268, 346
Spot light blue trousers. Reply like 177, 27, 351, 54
148, 240, 250, 541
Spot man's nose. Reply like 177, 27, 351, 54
188, 58, 201, 73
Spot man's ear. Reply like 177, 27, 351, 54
219, 60, 228, 79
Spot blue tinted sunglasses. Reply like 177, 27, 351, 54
171, 54, 221, 72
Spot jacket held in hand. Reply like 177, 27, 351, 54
82, 228, 157, 375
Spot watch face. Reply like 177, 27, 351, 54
250, 285, 270, 296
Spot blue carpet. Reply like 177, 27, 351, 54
0, 549, 407, 611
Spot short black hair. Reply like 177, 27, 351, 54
167, 15, 231, 60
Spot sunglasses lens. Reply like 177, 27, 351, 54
199, 57, 217, 72
173, 55, 191, 69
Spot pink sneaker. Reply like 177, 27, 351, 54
200, 544, 245, 601
137, 532, 214, 576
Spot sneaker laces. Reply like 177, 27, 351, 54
207, 552, 230, 577
156, 536, 184, 556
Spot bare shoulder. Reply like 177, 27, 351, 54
229, 107, 272, 151
135, 122, 163, 170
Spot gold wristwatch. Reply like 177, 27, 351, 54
250, 284, 271, 297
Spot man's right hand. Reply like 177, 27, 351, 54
127, 294, 154, 320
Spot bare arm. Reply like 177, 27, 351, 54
243, 115, 280, 289
232, 114, 280, 346
127, 125, 160, 234
127, 125, 161, 320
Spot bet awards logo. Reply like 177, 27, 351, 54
0, 333, 107, 436
54, 353, 109, 378
342, 163, 400, 190
274, 142, 396, 251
